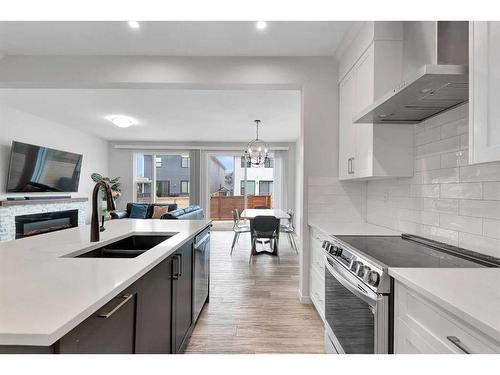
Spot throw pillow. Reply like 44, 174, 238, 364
129, 204, 149, 219
151, 205, 170, 219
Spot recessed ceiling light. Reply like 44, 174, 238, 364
106, 115, 137, 128
128, 21, 140, 29
256, 21, 267, 30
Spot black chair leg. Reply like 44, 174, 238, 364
230, 232, 238, 255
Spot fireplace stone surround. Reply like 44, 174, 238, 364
0, 198, 87, 241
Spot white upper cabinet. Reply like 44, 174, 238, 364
469, 21, 500, 164
338, 22, 414, 180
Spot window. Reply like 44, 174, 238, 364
264, 158, 274, 168
180, 180, 190, 194
240, 156, 251, 168
240, 180, 255, 195
155, 156, 162, 168
259, 181, 273, 196
134, 153, 190, 209
156, 181, 170, 197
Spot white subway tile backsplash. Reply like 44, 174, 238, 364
410, 184, 440, 198
416, 126, 441, 146
415, 155, 441, 171
460, 162, 500, 182
440, 183, 483, 200
422, 225, 459, 246
459, 199, 500, 219
440, 150, 468, 168
483, 182, 500, 200
416, 136, 460, 157
439, 214, 483, 235
440, 118, 468, 139
483, 218, 500, 240
422, 167, 459, 184
421, 211, 440, 226
364, 104, 500, 259
423, 198, 459, 214
458, 232, 500, 258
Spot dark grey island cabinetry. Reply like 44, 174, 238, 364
0, 227, 210, 354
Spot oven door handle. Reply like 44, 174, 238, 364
324, 256, 377, 308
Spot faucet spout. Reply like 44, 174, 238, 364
91, 181, 116, 242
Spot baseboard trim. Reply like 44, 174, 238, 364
298, 289, 312, 304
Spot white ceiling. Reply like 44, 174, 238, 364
0, 89, 301, 142
0, 21, 352, 56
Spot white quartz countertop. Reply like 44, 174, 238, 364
308, 219, 401, 236
0, 219, 211, 346
390, 268, 500, 343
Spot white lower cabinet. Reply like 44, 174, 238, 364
394, 281, 500, 354
309, 227, 326, 322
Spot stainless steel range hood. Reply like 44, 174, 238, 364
353, 21, 469, 124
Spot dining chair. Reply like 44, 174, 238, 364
280, 209, 298, 254
230, 209, 250, 255
250, 215, 280, 264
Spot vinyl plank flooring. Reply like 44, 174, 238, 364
184, 231, 324, 354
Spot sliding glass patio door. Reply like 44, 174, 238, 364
207, 152, 275, 221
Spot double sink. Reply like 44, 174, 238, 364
72, 235, 173, 258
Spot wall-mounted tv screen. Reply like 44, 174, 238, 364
6, 141, 83, 193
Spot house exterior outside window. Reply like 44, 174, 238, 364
181, 157, 190, 168
259, 180, 273, 195
240, 180, 255, 195
180, 180, 190, 195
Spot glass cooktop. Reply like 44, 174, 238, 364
335, 235, 491, 269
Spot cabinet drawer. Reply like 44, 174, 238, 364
57, 291, 137, 354
395, 282, 500, 354
310, 266, 325, 321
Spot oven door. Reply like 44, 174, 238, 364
324, 255, 389, 354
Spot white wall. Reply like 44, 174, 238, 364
0, 104, 108, 222
366, 103, 500, 259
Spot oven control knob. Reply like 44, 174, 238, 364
322, 240, 329, 249
357, 265, 371, 278
350, 260, 361, 272
367, 271, 380, 287
334, 246, 343, 257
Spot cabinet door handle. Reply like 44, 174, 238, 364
446, 336, 471, 354
178, 253, 183, 277
347, 158, 352, 174
98, 293, 133, 319
172, 255, 180, 280
351, 157, 354, 174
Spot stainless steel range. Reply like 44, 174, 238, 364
322, 234, 499, 354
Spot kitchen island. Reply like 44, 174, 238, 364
0, 219, 211, 353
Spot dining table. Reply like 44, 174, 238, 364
240, 209, 290, 256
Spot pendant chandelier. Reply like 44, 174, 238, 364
245, 120, 269, 168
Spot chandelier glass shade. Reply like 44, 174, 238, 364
245, 120, 269, 168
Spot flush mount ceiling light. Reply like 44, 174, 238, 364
255, 21, 267, 30
106, 115, 137, 128
128, 21, 140, 29
245, 120, 269, 168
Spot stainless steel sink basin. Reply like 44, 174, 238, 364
74, 235, 172, 258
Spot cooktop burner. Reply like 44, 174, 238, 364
334, 234, 495, 269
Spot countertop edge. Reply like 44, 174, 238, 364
389, 268, 500, 344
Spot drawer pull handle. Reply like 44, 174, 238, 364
447, 336, 471, 354
98, 293, 133, 319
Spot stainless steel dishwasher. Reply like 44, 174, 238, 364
193, 227, 210, 322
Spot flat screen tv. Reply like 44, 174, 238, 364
6, 141, 83, 193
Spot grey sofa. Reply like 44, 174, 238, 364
110, 202, 204, 220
